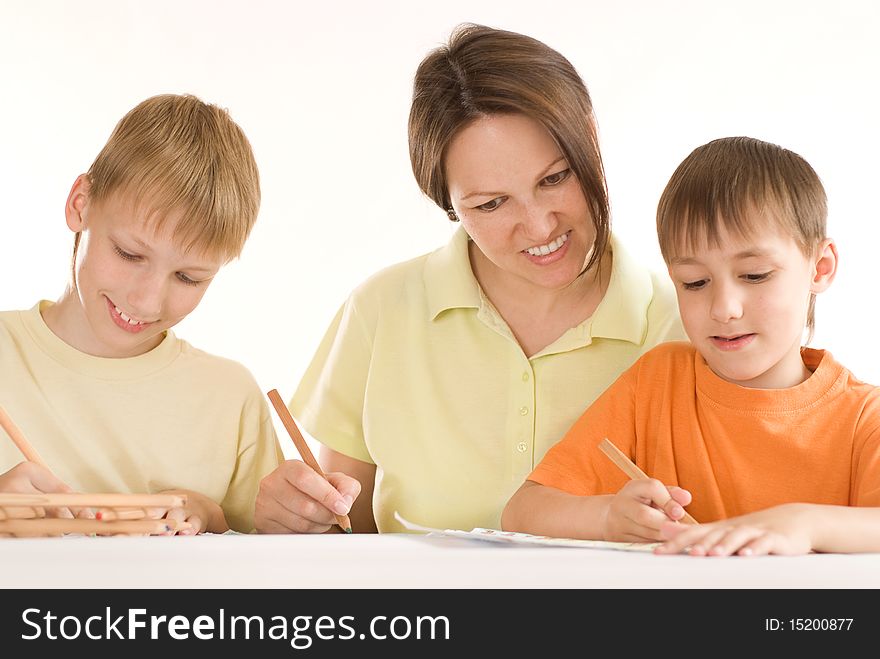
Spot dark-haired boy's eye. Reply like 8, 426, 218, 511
682, 279, 707, 290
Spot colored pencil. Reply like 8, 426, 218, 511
0, 493, 186, 509
266, 389, 353, 533
0, 518, 180, 536
95, 508, 147, 521
0, 404, 50, 469
598, 437, 698, 525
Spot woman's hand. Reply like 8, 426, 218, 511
254, 459, 361, 534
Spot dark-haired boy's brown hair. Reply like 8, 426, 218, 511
657, 136, 827, 337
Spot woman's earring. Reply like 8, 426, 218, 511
446, 207, 459, 222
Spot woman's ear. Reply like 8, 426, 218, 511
810, 238, 838, 294
65, 174, 91, 233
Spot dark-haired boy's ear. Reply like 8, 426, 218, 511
810, 238, 838, 294
64, 174, 91, 233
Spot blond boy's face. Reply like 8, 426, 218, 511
55, 178, 223, 358
667, 222, 834, 389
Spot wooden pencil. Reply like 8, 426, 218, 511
598, 438, 699, 525
0, 493, 186, 509
0, 505, 40, 520
0, 518, 176, 536
0, 404, 50, 469
266, 389, 353, 533
95, 508, 147, 521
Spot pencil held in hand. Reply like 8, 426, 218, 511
0, 404, 50, 470
266, 389, 353, 533
598, 438, 698, 525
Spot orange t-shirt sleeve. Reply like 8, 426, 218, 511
851, 393, 880, 506
528, 361, 639, 496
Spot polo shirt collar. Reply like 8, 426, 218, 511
424, 228, 655, 347
587, 234, 653, 346
425, 226, 481, 319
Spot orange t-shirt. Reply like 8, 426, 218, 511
529, 342, 880, 523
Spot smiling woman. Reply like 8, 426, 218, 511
254, 24, 686, 535
445, 113, 606, 357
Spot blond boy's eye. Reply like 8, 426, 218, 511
176, 273, 202, 286
113, 245, 140, 261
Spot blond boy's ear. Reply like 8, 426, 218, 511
64, 174, 91, 233
810, 238, 838, 294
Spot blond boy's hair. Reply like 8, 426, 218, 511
82, 94, 260, 261
656, 136, 827, 337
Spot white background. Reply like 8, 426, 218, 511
1, 1, 878, 458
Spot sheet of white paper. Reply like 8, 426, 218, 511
393, 512, 658, 552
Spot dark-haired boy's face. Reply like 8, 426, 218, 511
667, 224, 829, 389
50, 182, 223, 358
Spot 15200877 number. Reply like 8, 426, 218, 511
790, 619, 852, 631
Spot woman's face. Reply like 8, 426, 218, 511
445, 113, 595, 292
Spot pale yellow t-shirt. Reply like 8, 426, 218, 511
0, 301, 283, 532
292, 229, 686, 532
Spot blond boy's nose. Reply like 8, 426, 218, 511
127, 278, 165, 320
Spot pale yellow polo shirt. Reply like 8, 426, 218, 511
292, 228, 686, 532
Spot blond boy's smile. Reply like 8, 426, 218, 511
105, 296, 152, 334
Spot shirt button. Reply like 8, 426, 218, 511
522, 372, 530, 382
517, 442, 528, 453
519, 406, 529, 416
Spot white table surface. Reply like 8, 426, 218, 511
1, 532, 878, 588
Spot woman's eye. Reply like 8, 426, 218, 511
475, 197, 505, 212
542, 169, 571, 186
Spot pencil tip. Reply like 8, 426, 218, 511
344, 528, 352, 534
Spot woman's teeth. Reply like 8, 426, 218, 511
526, 232, 568, 256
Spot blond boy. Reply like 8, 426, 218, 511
503, 136, 880, 556
0, 95, 282, 533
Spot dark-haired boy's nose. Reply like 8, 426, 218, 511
709, 283, 743, 323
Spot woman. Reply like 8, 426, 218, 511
255, 24, 684, 533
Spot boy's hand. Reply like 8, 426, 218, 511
0, 462, 88, 521
255, 460, 359, 534
655, 504, 812, 556
153, 489, 229, 535
602, 479, 692, 542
